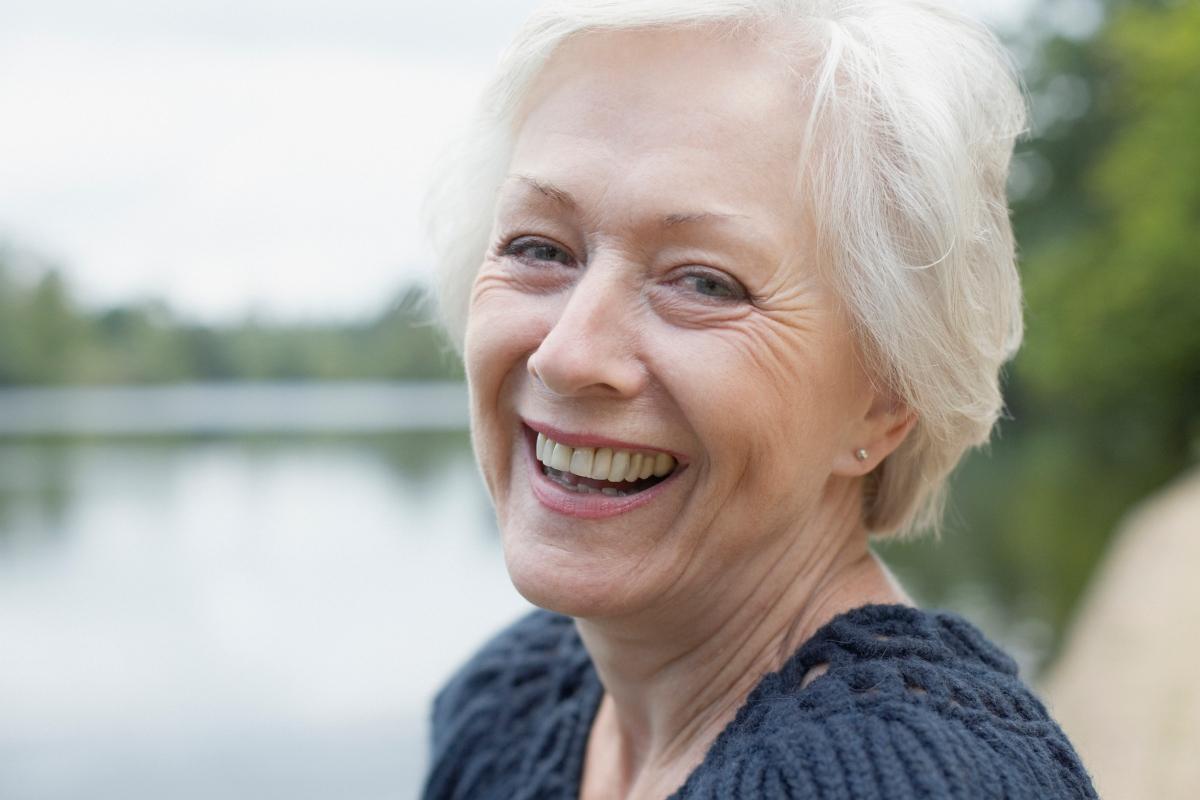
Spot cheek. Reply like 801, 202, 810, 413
464, 274, 549, 392
463, 276, 557, 484
650, 319, 856, 488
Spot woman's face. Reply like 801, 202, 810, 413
465, 27, 883, 619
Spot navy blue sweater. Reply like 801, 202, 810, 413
423, 604, 1096, 799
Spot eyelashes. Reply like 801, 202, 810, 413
672, 270, 747, 302
498, 235, 750, 305
501, 236, 576, 268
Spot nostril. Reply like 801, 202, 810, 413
526, 354, 544, 383
526, 345, 571, 394
526, 336, 646, 399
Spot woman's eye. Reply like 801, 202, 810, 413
502, 237, 574, 267
678, 272, 745, 301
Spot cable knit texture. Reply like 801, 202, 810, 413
422, 604, 1097, 799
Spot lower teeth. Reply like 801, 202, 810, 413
544, 466, 632, 497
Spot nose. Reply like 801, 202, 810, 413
527, 266, 647, 399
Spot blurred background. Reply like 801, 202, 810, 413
0, 0, 1196, 798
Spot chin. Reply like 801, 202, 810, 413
499, 521, 642, 620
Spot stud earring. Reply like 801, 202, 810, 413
855, 448, 869, 462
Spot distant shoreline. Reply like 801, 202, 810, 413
0, 381, 469, 436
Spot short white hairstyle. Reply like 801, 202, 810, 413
425, 0, 1027, 537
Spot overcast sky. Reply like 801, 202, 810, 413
0, 0, 1037, 323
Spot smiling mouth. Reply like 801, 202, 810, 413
532, 429, 678, 497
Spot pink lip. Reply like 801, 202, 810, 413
521, 418, 688, 463
520, 424, 687, 520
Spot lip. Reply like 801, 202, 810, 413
520, 423, 687, 520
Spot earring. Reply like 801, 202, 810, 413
855, 448, 869, 462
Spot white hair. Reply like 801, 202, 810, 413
424, 0, 1027, 536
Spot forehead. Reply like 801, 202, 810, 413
507, 25, 807, 220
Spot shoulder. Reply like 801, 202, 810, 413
424, 609, 597, 799
428, 608, 585, 754
679, 604, 1098, 800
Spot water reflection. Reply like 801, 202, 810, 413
0, 433, 529, 800
0, 442, 74, 548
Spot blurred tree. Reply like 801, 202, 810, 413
1015, 0, 1200, 624
0, 261, 30, 383
0, 252, 461, 386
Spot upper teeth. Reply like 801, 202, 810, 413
536, 432, 676, 482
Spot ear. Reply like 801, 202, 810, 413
832, 391, 917, 477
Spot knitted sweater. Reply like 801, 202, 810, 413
422, 604, 1097, 799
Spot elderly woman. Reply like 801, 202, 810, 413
421, 1, 1096, 798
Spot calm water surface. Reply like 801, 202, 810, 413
0, 432, 530, 800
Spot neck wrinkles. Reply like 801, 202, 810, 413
575, 482, 908, 798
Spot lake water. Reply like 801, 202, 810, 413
0, 386, 535, 799
0, 384, 1051, 799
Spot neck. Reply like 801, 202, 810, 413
576, 486, 908, 799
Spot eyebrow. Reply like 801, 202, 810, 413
510, 174, 577, 210
506, 173, 748, 228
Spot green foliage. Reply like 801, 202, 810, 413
0, 259, 462, 385
1022, 2, 1200, 425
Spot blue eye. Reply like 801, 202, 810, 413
503, 237, 574, 266
679, 272, 745, 301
